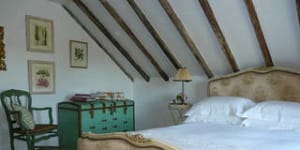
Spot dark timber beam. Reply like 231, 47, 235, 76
159, 0, 214, 78
73, 0, 150, 81
297, 0, 300, 25
126, 0, 182, 70
198, 0, 239, 72
63, 5, 134, 82
100, 0, 169, 81
244, 0, 274, 66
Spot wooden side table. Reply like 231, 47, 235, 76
168, 103, 192, 124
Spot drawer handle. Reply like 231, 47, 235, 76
112, 125, 118, 128
102, 127, 107, 130
109, 105, 114, 115
123, 107, 127, 114
102, 103, 106, 113
89, 125, 95, 129
101, 119, 107, 122
123, 121, 128, 124
88, 104, 95, 119
109, 102, 117, 115
123, 101, 128, 114
123, 130, 128, 132
113, 117, 117, 120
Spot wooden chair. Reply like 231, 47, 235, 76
0, 89, 58, 150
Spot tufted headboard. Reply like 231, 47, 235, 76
208, 67, 300, 102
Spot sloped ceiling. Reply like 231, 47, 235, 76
54, 0, 300, 82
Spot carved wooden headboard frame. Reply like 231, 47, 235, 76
207, 67, 300, 102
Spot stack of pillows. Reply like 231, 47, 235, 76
184, 96, 300, 131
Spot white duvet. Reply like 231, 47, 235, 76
137, 122, 300, 150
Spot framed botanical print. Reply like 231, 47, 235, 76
0, 26, 6, 70
26, 15, 54, 53
70, 40, 88, 68
28, 60, 55, 94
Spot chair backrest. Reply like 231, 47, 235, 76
0, 89, 33, 129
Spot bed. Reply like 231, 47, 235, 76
78, 67, 300, 150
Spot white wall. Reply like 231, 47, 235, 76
133, 76, 208, 130
1, 0, 299, 149
0, 0, 133, 149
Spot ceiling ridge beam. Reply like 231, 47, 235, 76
159, 0, 214, 78
126, 0, 182, 70
198, 0, 239, 72
73, 0, 150, 81
62, 5, 134, 82
244, 0, 274, 67
100, 0, 169, 81
297, 0, 300, 25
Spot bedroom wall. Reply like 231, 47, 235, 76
133, 76, 208, 130
0, 0, 133, 149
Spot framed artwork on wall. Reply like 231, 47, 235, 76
70, 40, 88, 68
26, 15, 54, 53
0, 26, 6, 70
28, 60, 55, 94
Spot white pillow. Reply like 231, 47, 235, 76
185, 96, 255, 117
185, 114, 242, 125
241, 100, 300, 123
12, 105, 35, 130
241, 118, 300, 131
241, 118, 277, 129
184, 96, 255, 124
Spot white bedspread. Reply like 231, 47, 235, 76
137, 122, 300, 150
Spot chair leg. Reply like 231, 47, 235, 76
26, 134, 33, 150
31, 135, 35, 150
9, 138, 14, 150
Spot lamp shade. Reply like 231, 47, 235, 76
173, 67, 192, 82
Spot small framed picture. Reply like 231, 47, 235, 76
26, 15, 54, 53
0, 26, 6, 70
70, 40, 88, 68
28, 60, 55, 94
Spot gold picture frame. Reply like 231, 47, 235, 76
26, 15, 54, 53
28, 60, 55, 94
70, 40, 88, 68
0, 26, 6, 70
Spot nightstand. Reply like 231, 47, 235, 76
168, 103, 192, 124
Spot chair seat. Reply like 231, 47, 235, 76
14, 124, 57, 134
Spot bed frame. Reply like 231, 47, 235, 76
77, 132, 179, 150
208, 67, 300, 102
78, 67, 300, 150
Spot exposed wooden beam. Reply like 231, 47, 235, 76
126, 0, 182, 70
63, 5, 134, 82
297, 0, 300, 25
159, 0, 213, 78
100, 0, 169, 81
73, 0, 150, 81
244, 0, 274, 66
198, 0, 239, 72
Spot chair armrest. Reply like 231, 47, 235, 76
32, 107, 53, 124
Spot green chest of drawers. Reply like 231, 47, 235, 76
58, 100, 135, 150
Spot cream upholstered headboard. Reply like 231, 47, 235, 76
208, 67, 300, 102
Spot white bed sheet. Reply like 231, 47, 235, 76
137, 122, 300, 150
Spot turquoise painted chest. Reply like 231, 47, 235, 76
58, 99, 134, 150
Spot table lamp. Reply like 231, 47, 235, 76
173, 67, 192, 104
